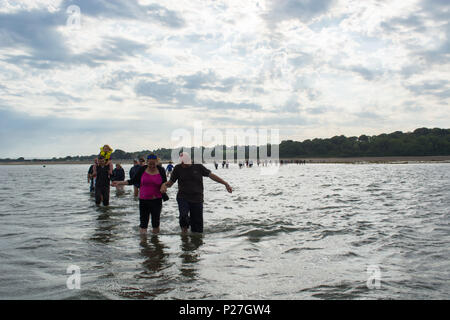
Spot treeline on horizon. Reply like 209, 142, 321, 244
2, 127, 450, 162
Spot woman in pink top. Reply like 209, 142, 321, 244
113, 154, 168, 235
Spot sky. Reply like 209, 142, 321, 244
0, 0, 449, 158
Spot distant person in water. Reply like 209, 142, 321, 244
94, 156, 111, 206
87, 158, 98, 193
160, 152, 232, 234
112, 154, 169, 235
129, 159, 141, 197
166, 161, 174, 178
111, 163, 125, 191
214, 161, 219, 170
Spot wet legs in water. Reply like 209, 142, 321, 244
139, 198, 162, 235
177, 198, 203, 233
95, 186, 110, 206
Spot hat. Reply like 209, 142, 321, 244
179, 152, 192, 164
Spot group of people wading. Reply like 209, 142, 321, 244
87, 146, 232, 235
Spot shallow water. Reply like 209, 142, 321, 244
0, 163, 449, 299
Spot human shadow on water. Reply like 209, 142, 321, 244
179, 233, 204, 281
117, 234, 174, 299
90, 206, 121, 244
139, 234, 170, 274
113, 187, 127, 198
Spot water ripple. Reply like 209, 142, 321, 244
0, 163, 449, 299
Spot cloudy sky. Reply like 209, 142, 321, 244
0, 0, 449, 158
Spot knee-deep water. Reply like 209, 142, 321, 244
0, 163, 448, 299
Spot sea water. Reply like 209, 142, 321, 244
0, 163, 448, 299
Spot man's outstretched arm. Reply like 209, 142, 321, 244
209, 173, 232, 193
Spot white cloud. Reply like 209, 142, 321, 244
0, 0, 449, 157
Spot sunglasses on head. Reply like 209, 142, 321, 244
147, 155, 157, 160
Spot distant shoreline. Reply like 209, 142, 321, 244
284, 155, 450, 163
1, 155, 450, 165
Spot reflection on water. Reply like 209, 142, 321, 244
180, 234, 204, 280
114, 187, 126, 197
91, 207, 118, 244
140, 235, 169, 274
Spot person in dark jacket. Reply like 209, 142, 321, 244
111, 163, 125, 191
129, 159, 141, 197
112, 154, 169, 235
87, 158, 98, 193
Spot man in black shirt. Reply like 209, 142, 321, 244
94, 156, 111, 206
161, 152, 232, 233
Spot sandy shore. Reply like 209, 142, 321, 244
1, 155, 450, 165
